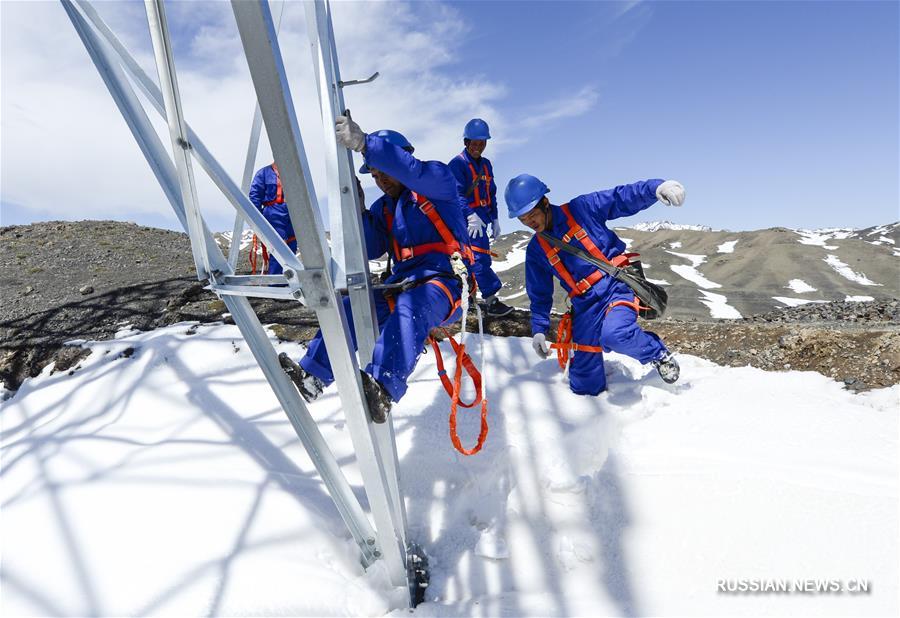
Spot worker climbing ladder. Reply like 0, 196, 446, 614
61, 0, 425, 606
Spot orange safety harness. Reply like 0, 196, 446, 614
460, 154, 493, 209
471, 246, 498, 258
381, 192, 487, 455
250, 164, 295, 275
382, 192, 475, 265
538, 203, 647, 369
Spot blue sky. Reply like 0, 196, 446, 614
2, 0, 898, 233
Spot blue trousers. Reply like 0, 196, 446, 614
470, 228, 502, 299
262, 204, 297, 275
299, 277, 462, 402
569, 287, 668, 396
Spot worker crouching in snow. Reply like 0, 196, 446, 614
506, 174, 684, 394
248, 163, 297, 275
448, 118, 513, 317
278, 118, 473, 423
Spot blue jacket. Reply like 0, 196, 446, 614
362, 134, 471, 285
248, 164, 295, 242
448, 150, 498, 223
525, 179, 664, 335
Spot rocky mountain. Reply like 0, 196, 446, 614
490, 222, 900, 319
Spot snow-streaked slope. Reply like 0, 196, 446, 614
1, 324, 897, 617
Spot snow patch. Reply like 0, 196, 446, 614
669, 241, 682, 249
493, 238, 529, 273
773, 297, 828, 308
667, 251, 721, 289
698, 290, 742, 318
787, 279, 817, 293
716, 239, 738, 253
845, 295, 875, 302
823, 254, 882, 286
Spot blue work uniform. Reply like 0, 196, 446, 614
298, 134, 471, 402
248, 164, 297, 275
526, 179, 669, 395
448, 150, 502, 298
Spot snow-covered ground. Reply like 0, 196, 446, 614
1, 324, 897, 616
716, 239, 738, 254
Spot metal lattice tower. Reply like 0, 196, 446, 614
61, 0, 420, 605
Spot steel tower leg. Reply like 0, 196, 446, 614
231, 0, 408, 588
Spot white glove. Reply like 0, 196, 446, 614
467, 213, 486, 239
491, 219, 501, 239
656, 180, 685, 207
335, 115, 366, 153
532, 333, 550, 359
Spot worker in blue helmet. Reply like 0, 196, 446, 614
447, 118, 513, 317
248, 163, 297, 275
278, 119, 473, 423
506, 173, 686, 393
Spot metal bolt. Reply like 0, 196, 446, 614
312, 272, 322, 282
373, 550, 382, 558
283, 269, 295, 279
319, 296, 329, 307
341, 186, 349, 194
292, 290, 303, 300
366, 538, 376, 546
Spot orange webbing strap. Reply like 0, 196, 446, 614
250, 233, 295, 275
414, 193, 475, 264
606, 295, 651, 316
471, 246, 498, 258
466, 160, 492, 208
382, 204, 403, 262
426, 279, 488, 456
250, 234, 270, 274
548, 312, 604, 371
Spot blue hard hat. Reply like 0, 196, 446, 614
505, 174, 550, 218
359, 129, 414, 174
463, 118, 491, 140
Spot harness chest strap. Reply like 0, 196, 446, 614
382, 192, 474, 264
537, 203, 638, 298
465, 158, 492, 208
262, 163, 284, 206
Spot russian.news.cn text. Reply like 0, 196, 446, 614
717, 579, 872, 595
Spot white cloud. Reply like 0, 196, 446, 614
0, 1, 599, 231
518, 85, 601, 131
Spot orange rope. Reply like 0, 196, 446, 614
549, 312, 604, 371
428, 329, 488, 455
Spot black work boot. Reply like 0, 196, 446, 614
652, 352, 680, 384
482, 294, 514, 317
360, 371, 393, 424
278, 352, 325, 403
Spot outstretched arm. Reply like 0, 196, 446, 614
580, 179, 664, 222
